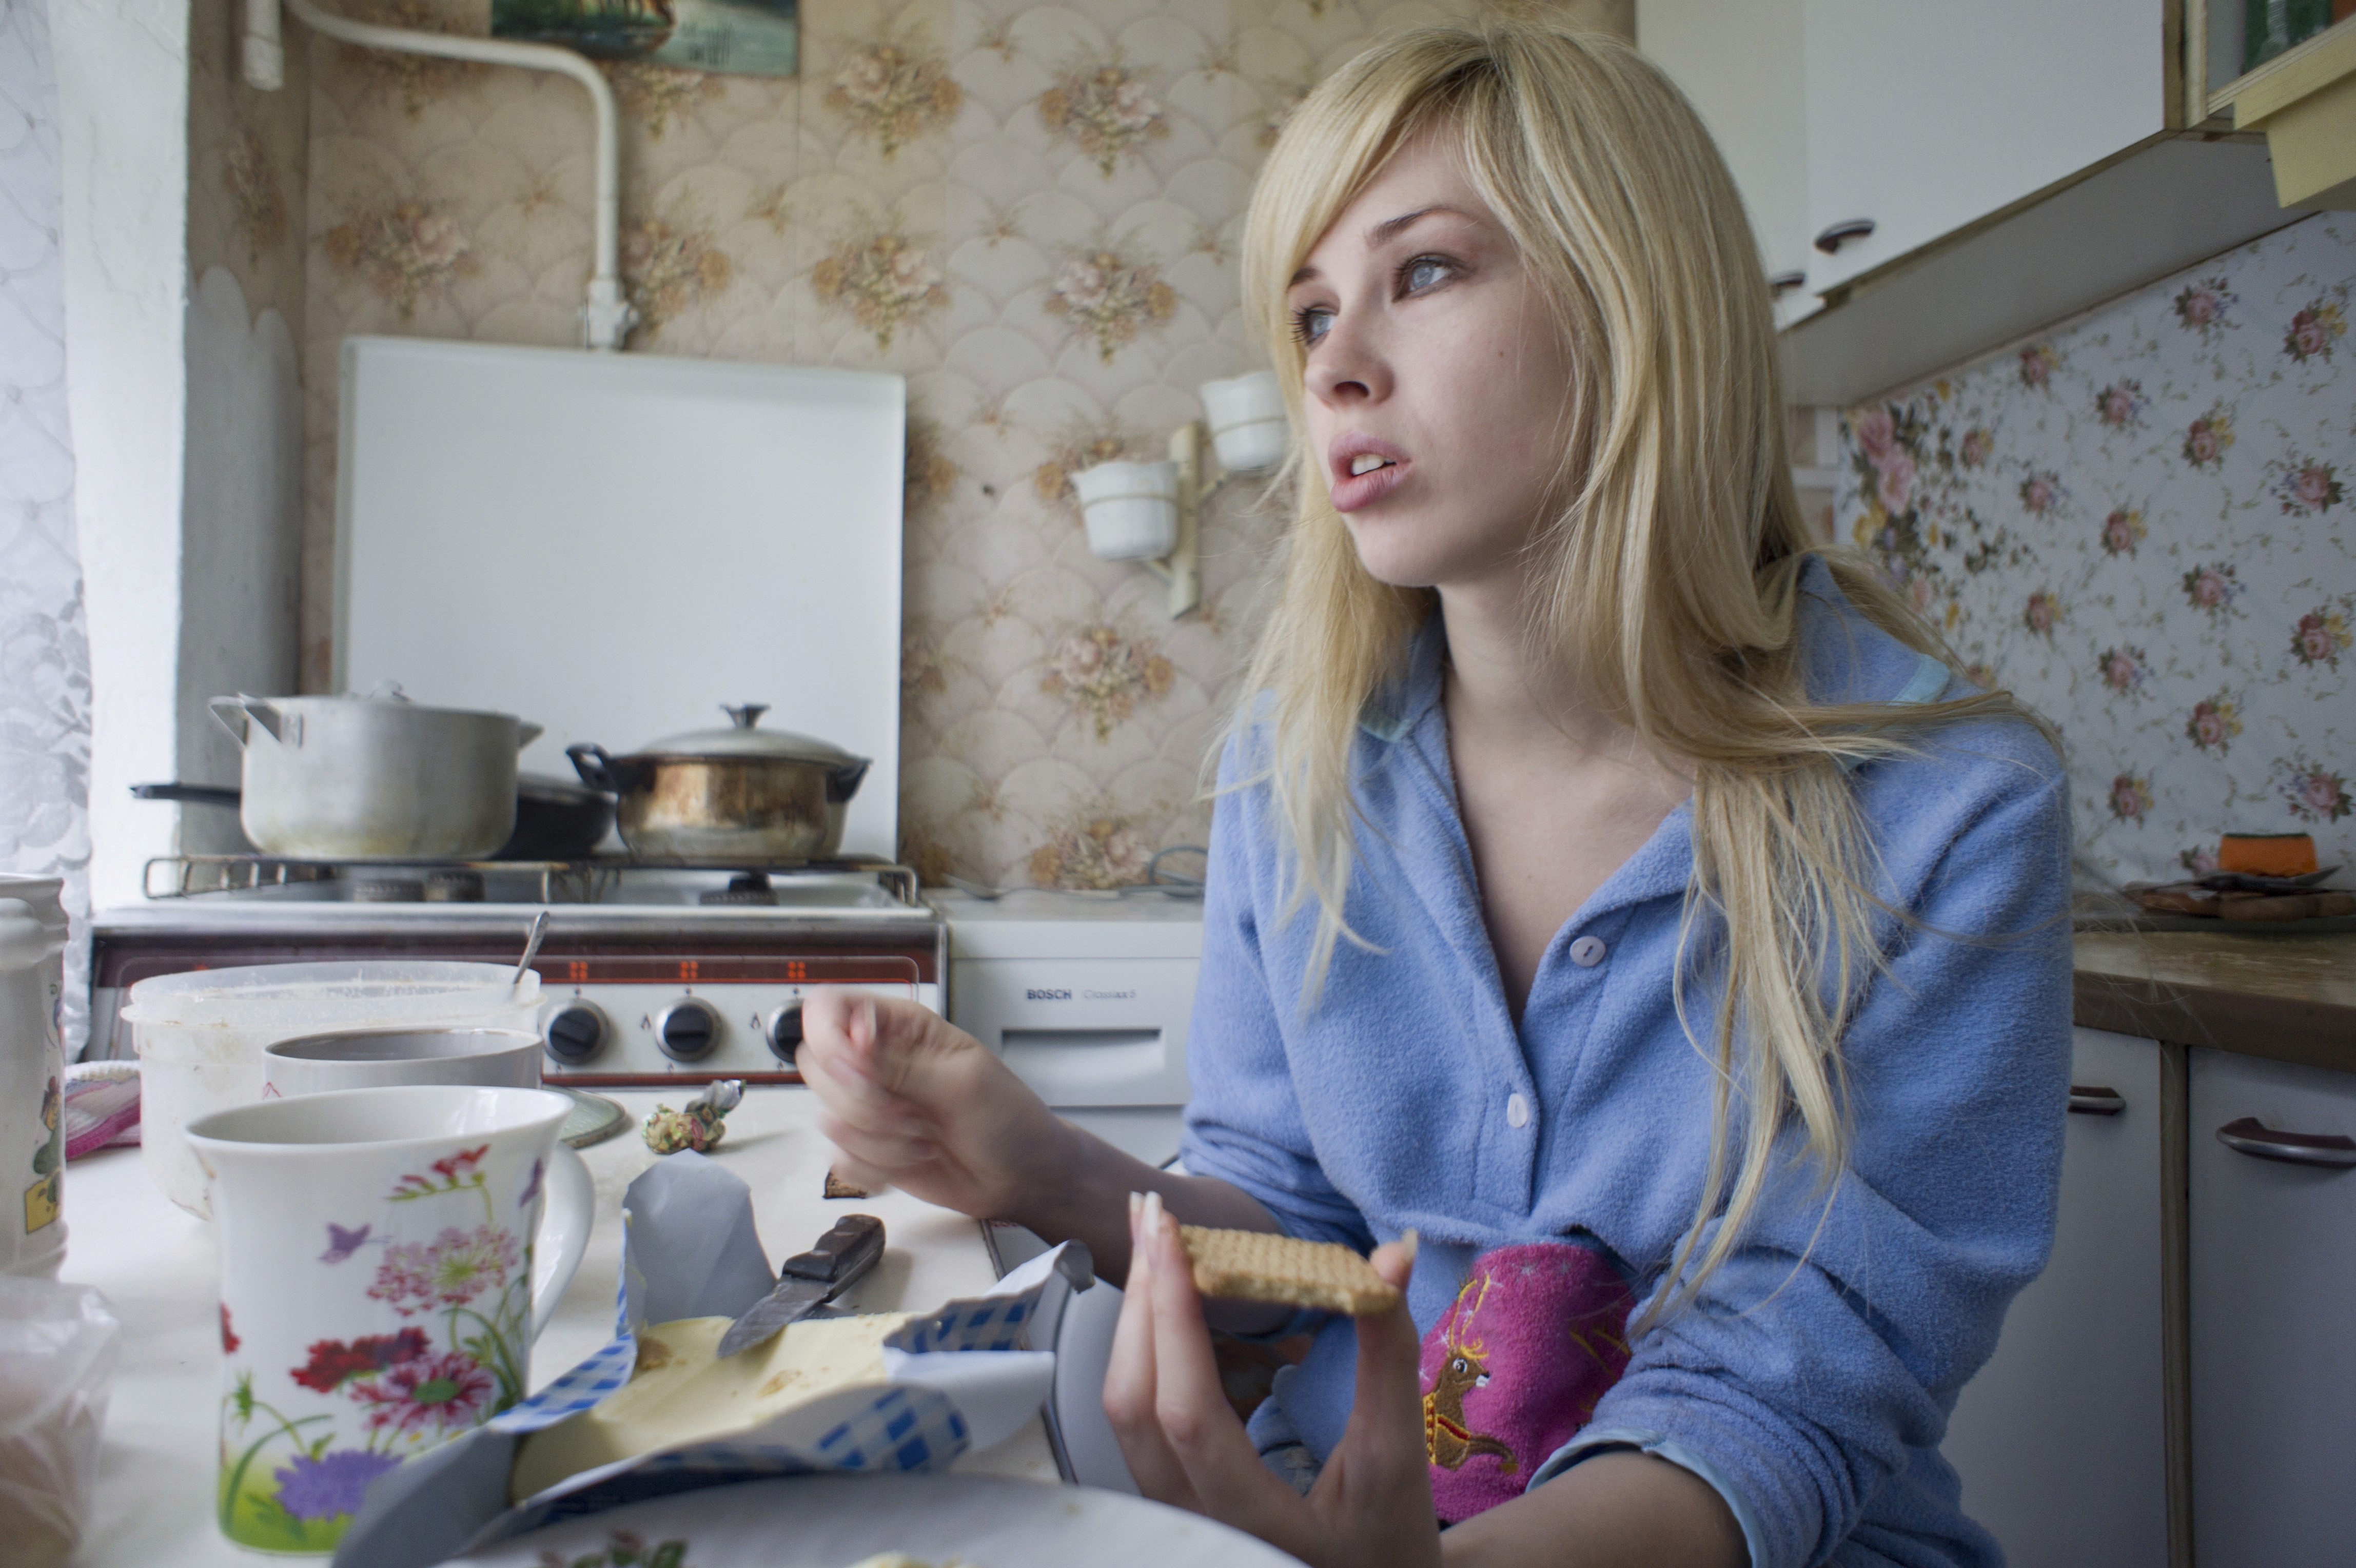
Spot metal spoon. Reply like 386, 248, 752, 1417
512, 909, 550, 991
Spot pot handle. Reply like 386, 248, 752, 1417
827, 756, 872, 805
566, 742, 637, 794
517, 722, 545, 749
208, 695, 298, 748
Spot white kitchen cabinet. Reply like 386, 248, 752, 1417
1651, 0, 2313, 401
2188, 1047, 2356, 1568
1636, 0, 1821, 327
1942, 1027, 2168, 1568
1798, 0, 2171, 295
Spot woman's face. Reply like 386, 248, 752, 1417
1286, 131, 1578, 592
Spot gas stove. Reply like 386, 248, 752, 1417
89, 857, 940, 1087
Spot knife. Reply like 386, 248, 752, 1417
716, 1213, 888, 1359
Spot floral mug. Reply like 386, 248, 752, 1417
185, 1084, 593, 1553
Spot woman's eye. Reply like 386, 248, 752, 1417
1291, 304, 1334, 347
1401, 256, 1453, 294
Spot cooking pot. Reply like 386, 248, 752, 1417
566, 703, 870, 862
133, 772, 615, 860
209, 686, 541, 861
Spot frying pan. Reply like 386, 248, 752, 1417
132, 773, 615, 860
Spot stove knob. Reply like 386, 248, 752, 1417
656, 997, 722, 1063
543, 1001, 608, 1065
765, 1000, 806, 1064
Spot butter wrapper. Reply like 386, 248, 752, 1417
334, 1154, 1091, 1568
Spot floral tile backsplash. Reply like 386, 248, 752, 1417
1839, 214, 2356, 890
279, 0, 1628, 889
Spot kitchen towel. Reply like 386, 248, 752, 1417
60, 1066, 139, 1161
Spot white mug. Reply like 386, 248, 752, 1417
186, 1086, 593, 1553
0, 875, 68, 1279
264, 1027, 544, 1099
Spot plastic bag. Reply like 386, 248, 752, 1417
0, 1278, 121, 1567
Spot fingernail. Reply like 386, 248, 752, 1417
1141, 1189, 1165, 1240
1399, 1227, 1419, 1265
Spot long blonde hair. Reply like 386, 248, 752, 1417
1234, 22, 2027, 1324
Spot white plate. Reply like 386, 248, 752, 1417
442, 1474, 1307, 1567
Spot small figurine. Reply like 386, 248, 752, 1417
641, 1079, 743, 1155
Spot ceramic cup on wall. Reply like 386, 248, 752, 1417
1199, 371, 1290, 475
185, 1085, 592, 1553
0, 875, 69, 1278
263, 1028, 544, 1099
1072, 460, 1181, 562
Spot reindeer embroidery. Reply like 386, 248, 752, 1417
1422, 1272, 1519, 1474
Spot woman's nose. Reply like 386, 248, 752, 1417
1304, 315, 1390, 407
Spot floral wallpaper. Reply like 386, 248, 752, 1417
1839, 214, 2356, 890
0, 0, 93, 1047
290, 0, 1632, 888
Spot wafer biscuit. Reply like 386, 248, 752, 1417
1177, 1225, 1402, 1315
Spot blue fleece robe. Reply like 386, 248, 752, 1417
1176, 557, 2073, 1568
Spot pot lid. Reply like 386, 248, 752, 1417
238, 683, 523, 722
631, 704, 866, 767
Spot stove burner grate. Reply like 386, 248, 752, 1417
699, 873, 778, 907
142, 854, 921, 908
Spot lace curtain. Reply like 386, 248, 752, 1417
1, 0, 94, 1052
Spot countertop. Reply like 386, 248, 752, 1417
2073, 929, 2356, 1071
62, 1088, 1055, 1568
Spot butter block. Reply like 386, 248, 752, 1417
512, 1311, 915, 1502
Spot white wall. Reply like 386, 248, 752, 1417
53, 0, 193, 909
54, 2, 308, 900
180, 267, 302, 856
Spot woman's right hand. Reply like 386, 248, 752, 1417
796, 988, 1076, 1222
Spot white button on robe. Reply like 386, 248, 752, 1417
1569, 935, 1608, 967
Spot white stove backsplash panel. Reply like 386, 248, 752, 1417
335, 338, 905, 860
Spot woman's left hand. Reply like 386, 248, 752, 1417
1103, 1193, 1442, 1568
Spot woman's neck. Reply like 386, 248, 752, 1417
1434, 578, 1634, 766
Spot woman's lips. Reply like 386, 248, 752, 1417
1328, 438, 1410, 513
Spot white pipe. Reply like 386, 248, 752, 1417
243, 0, 636, 350
243, 0, 285, 90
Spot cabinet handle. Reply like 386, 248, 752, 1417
1813, 218, 1876, 254
2067, 1085, 2126, 1115
2215, 1116, 2356, 1168
1768, 270, 1807, 297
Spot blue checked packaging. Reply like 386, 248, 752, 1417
332, 1152, 1093, 1568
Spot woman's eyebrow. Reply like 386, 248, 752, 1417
1289, 204, 1477, 287
1365, 204, 1471, 244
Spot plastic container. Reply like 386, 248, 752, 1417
121, 962, 541, 1218
1072, 460, 1181, 562
0, 876, 69, 1278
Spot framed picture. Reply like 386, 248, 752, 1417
492, 0, 797, 79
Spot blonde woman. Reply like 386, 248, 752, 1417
800, 21, 2071, 1568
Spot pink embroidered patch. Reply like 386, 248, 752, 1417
1419, 1241, 1635, 1523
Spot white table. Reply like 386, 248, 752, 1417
62, 1087, 1056, 1566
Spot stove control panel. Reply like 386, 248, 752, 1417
535, 979, 934, 1085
